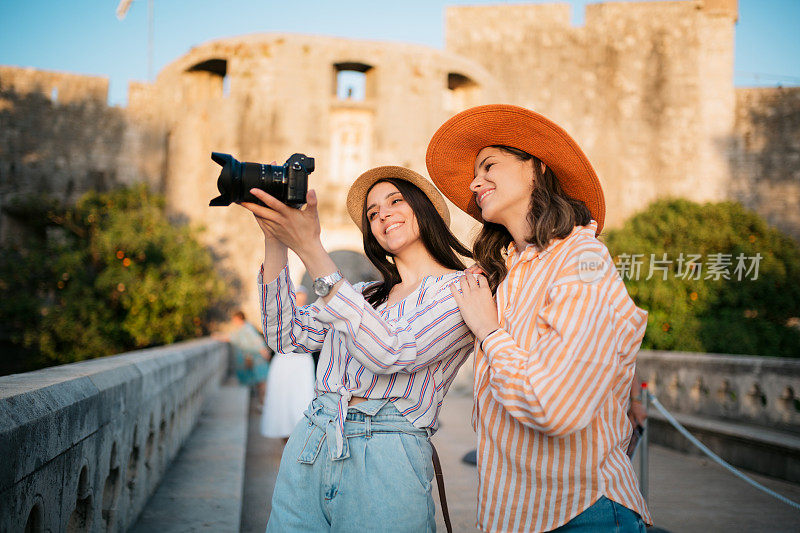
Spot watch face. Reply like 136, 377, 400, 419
313, 278, 329, 297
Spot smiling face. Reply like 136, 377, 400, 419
364, 181, 421, 255
471, 146, 535, 227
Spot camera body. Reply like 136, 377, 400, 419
209, 152, 315, 208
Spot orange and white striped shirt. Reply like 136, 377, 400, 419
474, 220, 651, 532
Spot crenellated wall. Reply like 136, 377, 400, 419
0, 338, 228, 532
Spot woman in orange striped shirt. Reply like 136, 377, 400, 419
426, 105, 651, 532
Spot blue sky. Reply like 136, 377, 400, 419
1, 0, 798, 106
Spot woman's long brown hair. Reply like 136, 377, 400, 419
474, 146, 592, 293
360, 178, 473, 308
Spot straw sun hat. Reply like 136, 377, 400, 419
425, 104, 606, 234
346, 166, 451, 233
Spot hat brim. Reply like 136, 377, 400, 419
425, 104, 605, 234
346, 166, 451, 232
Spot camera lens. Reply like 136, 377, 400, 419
209, 152, 313, 208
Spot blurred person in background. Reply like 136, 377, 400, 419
222, 311, 271, 409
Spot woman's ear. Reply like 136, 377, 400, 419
524, 158, 538, 185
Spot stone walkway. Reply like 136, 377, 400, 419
241, 391, 800, 532
133, 385, 249, 532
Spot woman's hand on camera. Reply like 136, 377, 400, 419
240, 188, 321, 256
237, 162, 284, 246
252, 210, 282, 242
238, 197, 286, 252
240, 186, 337, 293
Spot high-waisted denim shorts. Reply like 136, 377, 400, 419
266, 393, 436, 532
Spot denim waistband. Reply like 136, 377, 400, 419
307, 393, 427, 437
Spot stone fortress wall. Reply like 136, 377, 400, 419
730, 87, 800, 240
447, 0, 738, 228
0, 66, 165, 239
1, 0, 799, 321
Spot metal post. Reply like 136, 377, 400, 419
639, 382, 649, 502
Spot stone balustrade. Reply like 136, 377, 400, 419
637, 351, 800, 434
0, 338, 228, 533
636, 350, 800, 482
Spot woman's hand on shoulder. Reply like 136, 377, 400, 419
240, 188, 321, 256
465, 263, 485, 276
450, 272, 499, 342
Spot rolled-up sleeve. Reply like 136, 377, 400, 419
258, 265, 328, 354
314, 276, 474, 374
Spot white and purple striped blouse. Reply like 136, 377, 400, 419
258, 265, 474, 456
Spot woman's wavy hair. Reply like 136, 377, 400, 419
360, 178, 472, 308
474, 145, 592, 293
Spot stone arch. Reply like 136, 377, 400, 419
126, 424, 140, 500
24, 500, 43, 533
158, 407, 167, 452
445, 72, 480, 113
101, 442, 121, 531
66, 464, 93, 532
188, 58, 227, 76
168, 408, 176, 447
145, 414, 155, 470
184, 58, 228, 100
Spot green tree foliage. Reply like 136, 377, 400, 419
603, 199, 800, 356
0, 185, 230, 374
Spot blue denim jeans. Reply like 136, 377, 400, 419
552, 496, 646, 532
266, 393, 436, 532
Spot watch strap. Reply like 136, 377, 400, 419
317, 270, 343, 286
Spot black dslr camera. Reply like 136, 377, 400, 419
209, 152, 315, 207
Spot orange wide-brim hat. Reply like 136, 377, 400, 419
425, 104, 605, 234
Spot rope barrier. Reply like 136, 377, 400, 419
647, 392, 800, 512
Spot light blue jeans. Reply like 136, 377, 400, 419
552, 496, 646, 532
266, 393, 436, 532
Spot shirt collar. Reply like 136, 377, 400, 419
506, 220, 599, 265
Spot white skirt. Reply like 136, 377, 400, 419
260, 352, 316, 438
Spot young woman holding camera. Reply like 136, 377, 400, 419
426, 104, 651, 532
240, 166, 473, 532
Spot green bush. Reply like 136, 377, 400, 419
0, 185, 230, 374
603, 199, 800, 356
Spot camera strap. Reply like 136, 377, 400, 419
430, 441, 452, 533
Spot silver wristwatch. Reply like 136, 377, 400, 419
312, 270, 343, 297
